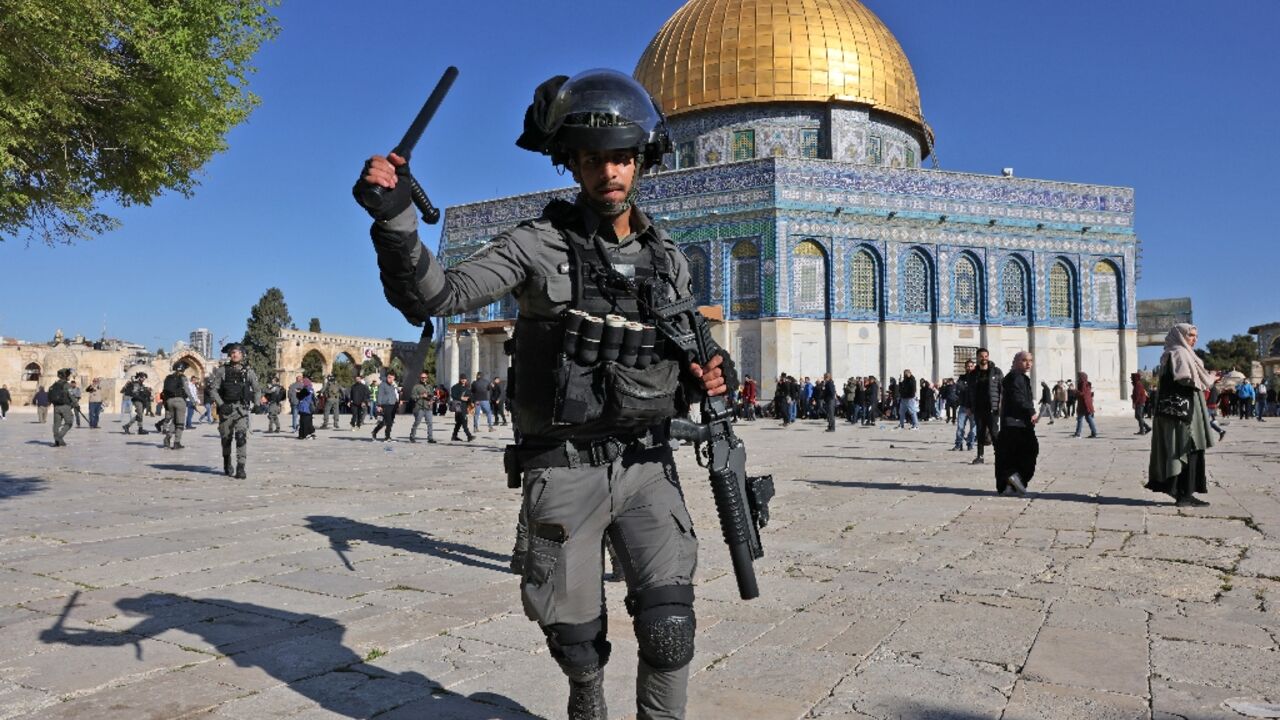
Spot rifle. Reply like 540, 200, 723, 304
358, 65, 459, 225
650, 293, 774, 600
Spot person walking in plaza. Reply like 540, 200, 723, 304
1131, 372, 1151, 435
296, 379, 317, 439
919, 379, 935, 422
371, 372, 400, 441
491, 377, 508, 426
159, 361, 191, 449
1256, 380, 1269, 421
287, 374, 304, 431
449, 375, 473, 442
348, 376, 370, 429
199, 380, 215, 424
1038, 381, 1054, 425
1072, 371, 1099, 438
952, 360, 977, 451
33, 385, 49, 423
1065, 380, 1077, 417
995, 351, 1039, 495
47, 369, 76, 447
121, 373, 150, 434
897, 369, 919, 429
262, 379, 285, 433
1205, 379, 1227, 441
821, 373, 837, 431
470, 371, 495, 432
863, 376, 879, 425
1052, 380, 1066, 418
409, 371, 437, 444
67, 380, 87, 428
209, 343, 260, 479
319, 374, 343, 430
941, 378, 957, 423
184, 375, 199, 429
1146, 323, 1216, 506
966, 349, 1002, 464
0, 383, 10, 420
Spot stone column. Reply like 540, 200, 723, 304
468, 331, 480, 379
442, 327, 458, 386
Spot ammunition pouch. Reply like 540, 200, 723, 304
554, 358, 680, 431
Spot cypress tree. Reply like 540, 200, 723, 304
242, 288, 292, 384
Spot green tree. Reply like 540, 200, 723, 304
332, 355, 355, 387
242, 288, 291, 385
1196, 334, 1259, 372
388, 357, 406, 381
308, 317, 322, 333
300, 350, 325, 381
359, 356, 382, 377
0, 0, 280, 245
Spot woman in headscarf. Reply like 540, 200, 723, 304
1146, 323, 1216, 506
995, 351, 1039, 495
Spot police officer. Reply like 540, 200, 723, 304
122, 372, 151, 435
355, 69, 729, 720
208, 342, 260, 478
48, 368, 76, 447
160, 360, 191, 449
319, 374, 343, 429
408, 371, 436, 444
262, 379, 286, 433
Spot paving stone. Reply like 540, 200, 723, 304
884, 600, 1043, 668
1002, 680, 1149, 720
1021, 626, 1148, 697
18, 668, 238, 720
1152, 638, 1279, 695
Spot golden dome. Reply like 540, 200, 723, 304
635, 0, 925, 129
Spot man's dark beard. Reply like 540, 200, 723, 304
586, 177, 640, 218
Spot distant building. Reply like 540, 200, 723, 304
189, 328, 213, 359
1249, 322, 1280, 381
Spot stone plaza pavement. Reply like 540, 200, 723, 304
0, 410, 1277, 720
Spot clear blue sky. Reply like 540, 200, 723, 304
2, 1, 1276, 368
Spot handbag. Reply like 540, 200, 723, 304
1155, 363, 1193, 421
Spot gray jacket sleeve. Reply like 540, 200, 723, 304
207, 368, 225, 407
370, 208, 538, 324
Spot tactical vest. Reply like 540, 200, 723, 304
220, 365, 250, 403
163, 374, 186, 400
511, 200, 678, 442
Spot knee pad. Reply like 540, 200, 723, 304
542, 616, 611, 674
628, 585, 695, 670
234, 431, 247, 447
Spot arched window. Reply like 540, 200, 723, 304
953, 256, 979, 318
851, 249, 878, 312
1093, 260, 1119, 322
730, 241, 759, 315
903, 250, 931, 315
1049, 261, 1074, 320
793, 241, 826, 312
23, 363, 41, 382
1002, 260, 1027, 317
686, 246, 710, 306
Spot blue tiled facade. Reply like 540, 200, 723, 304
438, 156, 1137, 333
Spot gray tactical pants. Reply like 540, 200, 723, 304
52, 406, 74, 443
218, 405, 251, 466
163, 398, 187, 445
409, 406, 433, 441
518, 444, 697, 720
323, 398, 340, 428
123, 403, 145, 432
267, 403, 281, 432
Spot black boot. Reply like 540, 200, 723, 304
223, 450, 234, 476
566, 667, 606, 720
235, 463, 246, 480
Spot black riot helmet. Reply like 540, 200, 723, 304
517, 69, 671, 170
57, 368, 73, 380
172, 360, 188, 372
222, 342, 244, 356
135, 371, 148, 380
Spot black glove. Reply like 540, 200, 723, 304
352, 159, 413, 221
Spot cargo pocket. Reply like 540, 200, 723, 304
554, 361, 606, 425
670, 509, 698, 578
604, 359, 680, 428
525, 534, 562, 587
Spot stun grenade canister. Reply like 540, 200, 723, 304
576, 315, 604, 364
600, 315, 626, 363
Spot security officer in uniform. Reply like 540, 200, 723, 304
208, 342, 260, 478
122, 372, 151, 435
160, 360, 191, 449
355, 69, 730, 720
48, 368, 76, 447
320, 374, 343, 429
262, 379, 286, 433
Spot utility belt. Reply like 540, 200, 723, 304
503, 425, 669, 487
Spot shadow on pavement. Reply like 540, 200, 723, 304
38, 591, 537, 719
149, 463, 224, 475
802, 454, 930, 464
304, 516, 514, 574
0, 472, 46, 500
805, 479, 1164, 506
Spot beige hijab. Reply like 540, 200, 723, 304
1160, 323, 1215, 391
